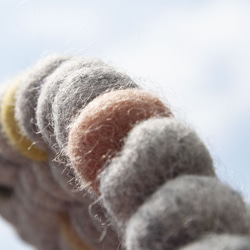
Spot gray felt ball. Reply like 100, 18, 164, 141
125, 175, 250, 250
36, 57, 106, 152
101, 117, 215, 226
180, 234, 250, 250
53, 60, 138, 153
15, 55, 71, 150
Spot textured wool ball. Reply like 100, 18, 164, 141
179, 234, 250, 250
1, 78, 48, 161
67, 89, 172, 192
53, 62, 138, 152
0, 84, 31, 165
101, 117, 215, 225
126, 175, 250, 250
15, 54, 70, 150
36, 57, 106, 152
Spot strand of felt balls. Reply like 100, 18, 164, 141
0, 55, 249, 250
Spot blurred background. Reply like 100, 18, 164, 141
0, 0, 249, 249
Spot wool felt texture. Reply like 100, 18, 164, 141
180, 234, 250, 250
0, 55, 250, 250
15, 54, 71, 150
100, 117, 215, 229
0, 78, 48, 161
53, 63, 138, 152
125, 175, 250, 250
0, 84, 31, 165
67, 89, 172, 192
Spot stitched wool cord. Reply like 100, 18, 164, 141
0, 54, 249, 250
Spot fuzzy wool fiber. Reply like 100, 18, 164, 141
0, 54, 249, 250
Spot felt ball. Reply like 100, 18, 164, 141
179, 234, 250, 250
101, 117, 215, 225
0, 78, 48, 161
70, 203, 122, 250
0, 84, 31, 165
36, 57, 106, 152
15, 54, 70, 150
126, 175, 250, 250
53, 62, 138, 152
68, 89, 172, 192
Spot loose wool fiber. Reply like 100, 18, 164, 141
101, 117, 215, 227
68, 88, 172, 192
53, 61, 138, 151
0, 78, 48, 161
126, 175, 250, 250
36, 57, 107, 151
15, 55, 70, 149
180, 234, 250, 250
70, 204, 122, 250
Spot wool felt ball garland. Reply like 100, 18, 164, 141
0, 55, 249, 250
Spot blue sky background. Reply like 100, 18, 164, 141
0, 0, 250, 249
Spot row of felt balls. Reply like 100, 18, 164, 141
0, 55, 250, 250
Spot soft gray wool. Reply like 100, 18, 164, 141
15, 55, 71, 150
36, 57, 106, 152
101, 117, 215, 227
53, 61, 138, 153
126, 175, 250, 250
180, 234, 250, 250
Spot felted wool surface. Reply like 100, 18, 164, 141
180, 234, 250, 250
15, 54, 71, 150
68, 89, 172, 192
1, 77, 48, 161
101, 117, 215, 228
125, 175, 250, 250
0, 54, 249, 250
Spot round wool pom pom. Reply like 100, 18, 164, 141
53, 61, 138, 152
15, 55, 70, 150
0, 85, 30, 164
101, 117, 215, 225
180, 234, 250, 250
67, 89, 172, 192
36, 57, 106, 151
1, 78, 48, 161
126, 175, 250, 250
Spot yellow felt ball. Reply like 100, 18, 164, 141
0, 78, 48, 162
